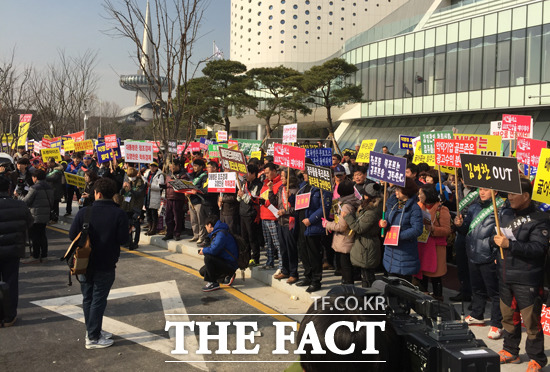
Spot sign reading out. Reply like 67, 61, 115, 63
368, 152, 407, 187
460, 154, 522, 194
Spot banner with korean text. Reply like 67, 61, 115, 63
435, 139, 477, 168
532, 148, 550, 204
368, 152, 407, 187
460, 154, 522, 194
125, 141, 153, 163
274, 143, 306, 171
305, 164, 332, 191
208, 172, 237, 193
355, 140, 377, 163
219, 147, 248, 174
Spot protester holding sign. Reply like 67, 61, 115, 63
454, 188, 511, 340
416, 183, 451, 301
323, 180, 360, 285
341, 183, 383, 288
120, 167, 146, 250
296, 161, 332, 293
162, 160, 188, 242
379, 178, 423, 281
188, 159, 209, 245
259, 163, 283, 271
143, 162, 165, 236
272, 169, 300, 284
45, 158, 65, 223
64, 153, 83, 216
493, 178, 550, 369
237, 164, 263, 266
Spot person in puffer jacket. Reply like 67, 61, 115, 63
455, 187, 512, 339
379, 177, 423, 281
21, 169, 54, 262
323, 180, 360, 285
492, 178, 550, 369
342, 183, 383, 288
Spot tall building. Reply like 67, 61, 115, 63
230, 0, 550, 150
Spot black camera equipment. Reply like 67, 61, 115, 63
329, 277, 500, 372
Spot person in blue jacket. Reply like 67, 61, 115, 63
198, 215, 239, 292
295, 161, 332, 293
380, 177, 423, 282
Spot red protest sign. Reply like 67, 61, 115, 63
66, 130, 85, 142
502, 114, 532, 133
274, 143, 306, 171
105, 134, 118, 149
42, 138, 52, 148
434, 139, 477, 168
383, 226, 400, 246
295, 192, 311, 210
516, 138, 547, 168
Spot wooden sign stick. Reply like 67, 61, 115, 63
491, 190, 504, 260
455, 167, 460, 213
381, 182, 388, 237
438, 166, 443, 195
320, 189, 328, 235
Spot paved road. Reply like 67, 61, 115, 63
0, 228, 300, 372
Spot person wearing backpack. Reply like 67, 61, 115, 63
198, 215, 238, 292
69, 177, 128, 349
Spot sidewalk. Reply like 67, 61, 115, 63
51, 201, 550, 370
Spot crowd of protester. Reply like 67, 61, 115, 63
1, 141, 550, 369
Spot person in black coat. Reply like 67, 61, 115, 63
0, 170, 33, 327
69, 177, 128, 349
492, 178, 550, 368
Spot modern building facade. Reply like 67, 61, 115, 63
230, 0, 550, 150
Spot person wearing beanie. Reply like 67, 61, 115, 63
323, 180, 360, 285
341, 182, 383, 287
379, 177, 423, 281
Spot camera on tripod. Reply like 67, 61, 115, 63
344, 277, 500, 372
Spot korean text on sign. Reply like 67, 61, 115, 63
219, 147, 248, 174
305, 148, 332, 167
434, 139, 477, 168
454, 134, 502, 157
460, 154, 522, 194
356, 140, 377, 163
124, 141, 153, 163
305, 164, 332, 192
532, 148, 550, 205
368, 152, 407, 187
274, 143, 306, 171
412, 141, 435, 166
282, 123, 298, 144
502, 114, 532, 133
207, 172, 237, 193
420, 131, 453, 155
399, 135, 415, 150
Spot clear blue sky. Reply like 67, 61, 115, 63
0, 0, 231, 109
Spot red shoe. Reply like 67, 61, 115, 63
497, 350, 520, 364
526, 360, 542, 372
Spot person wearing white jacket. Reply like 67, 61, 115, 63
143, 162, 165, 236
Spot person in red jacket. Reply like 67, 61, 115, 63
259, 163, 282, 270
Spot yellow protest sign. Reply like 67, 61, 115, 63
41, 148, 62, 162
64, 172, 86, 188
440, 166, 455, 174
64, 139, 75, 151
453, 134, 502, 156
251, 151, 262, 160
196, 129, 208, 137
356, 140, 377, 163
412, 141, 435, 166
74, 139, 94, 152
532, 148, 550, 204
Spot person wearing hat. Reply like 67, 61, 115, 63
341, 183, 383, 288
379, 177, 424, 282
323, 180, 361, 285
143, 162, 165, 236
120, 167, 145, 250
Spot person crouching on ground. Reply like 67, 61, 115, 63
198, 215, 239, 292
